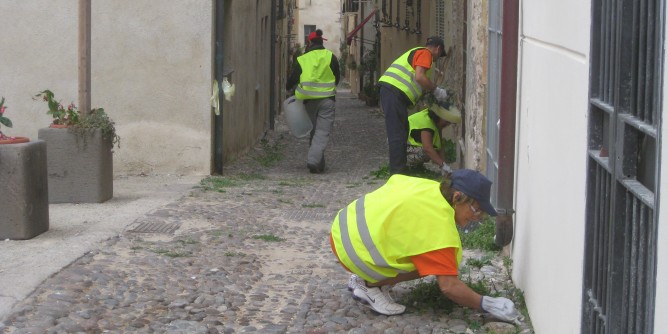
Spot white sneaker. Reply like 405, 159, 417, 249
348, 274, 366, 291
352, 285, 406, 315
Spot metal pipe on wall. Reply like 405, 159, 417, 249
213, 0, 226, 175
495, 0, 520, 246
270, 0, 277, 130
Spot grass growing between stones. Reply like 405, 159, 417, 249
369, 165, 390, 179
255, 138, 284, 167
199, 176, 238, 193
460, 217, 501, 252
150, 248, 190, 258
252, 234, 285, 242
236, 172, 267, 181
368, 163, 442, 181
399, 280, 456, 313
302, 203, 325, 208
399, 216, 533, 329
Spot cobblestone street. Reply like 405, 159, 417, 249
1, 90, 533, 334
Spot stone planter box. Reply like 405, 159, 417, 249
0, 140, 49, 239
38, 127, 113, 203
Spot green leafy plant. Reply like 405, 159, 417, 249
398, 280, 456, 313
459, 217, 501, 251
34, 90, 79, 126
34, 90, 120, 148
0, 97, 15, 140
443, 139, 457, 163
370, 164, 390, 179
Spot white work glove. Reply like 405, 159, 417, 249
440, 163, 452, 175
481, 296, 523, 324
433, 87, 449, 102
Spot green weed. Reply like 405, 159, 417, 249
468, 320, 482, 330
370, 165, 390, 179
199, 176, 238, 192
177, 238, 198, 245
302, 203, 325, 208
150, 249, 190, 258
459, 218, 500, 251
255, 139, 284, 167
252, 234, 285, 242
398, 280, 456, 313
225, 251, 246, 257
465, 254, 493, 269
237, 172, 267, 181
443, 139, 457, 163
404, 164, 442, 181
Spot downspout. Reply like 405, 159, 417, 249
495, 0, 520, 247
269, 0, 277, 130
213, 0, 225, 175
359, 5, 365, 95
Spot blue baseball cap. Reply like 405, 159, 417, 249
451, 169, 497, 216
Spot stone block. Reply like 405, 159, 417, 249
0, 140, 49, 239
38, 127, 113, 203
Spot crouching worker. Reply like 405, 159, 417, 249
329, 169, 521, 323
407, 103, 460, 173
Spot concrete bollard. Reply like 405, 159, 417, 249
0, 140, 50, 240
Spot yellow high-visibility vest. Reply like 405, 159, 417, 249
408, 109, 441, 149
296, 49, 337, 100
331, 174, 462, 283
378, 47, 432, 105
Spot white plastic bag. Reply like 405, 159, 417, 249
222, 77, 235, 101
282, 96, 312, 138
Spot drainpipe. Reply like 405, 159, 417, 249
269, 0, 277, 130
495, 0, 519, 247
213, 0, 225, 175
359, 5, 365, 95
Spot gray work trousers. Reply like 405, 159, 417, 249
304, 98, 335, 166
380, 85, 410, 175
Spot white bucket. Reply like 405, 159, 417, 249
282, 96, 313, 138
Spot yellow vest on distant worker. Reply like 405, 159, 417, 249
331, 174, 462, 283
408, 109, 441, 149
296, 49, 336, 100
378, 47, 432, 105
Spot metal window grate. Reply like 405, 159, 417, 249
435, 0, 445, 39
583, 0, 664, 333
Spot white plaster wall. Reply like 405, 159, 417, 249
0, 1, 212, 174
512, 1, 591, 333
653, 3, 668, 331
297, 0, 342, 57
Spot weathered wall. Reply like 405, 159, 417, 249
463, 1, 487, 171
0, 1, 212, 174
0, 0, 275, 175
296, 0, 342, 58
431, 1, 466, 169
220, 0, 272, 166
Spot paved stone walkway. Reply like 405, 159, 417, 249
1, 90, 533, 334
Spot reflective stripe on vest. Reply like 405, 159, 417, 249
331, 175, 462, 283
295, 49, 336, 100
408, 109, 441, 149
378, 47, 432, 104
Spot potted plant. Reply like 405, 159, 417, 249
35, 90, 120, 203
0, 96, 49, 239
0, 97, 29, 144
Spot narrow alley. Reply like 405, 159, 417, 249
1, 90, 531, 334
